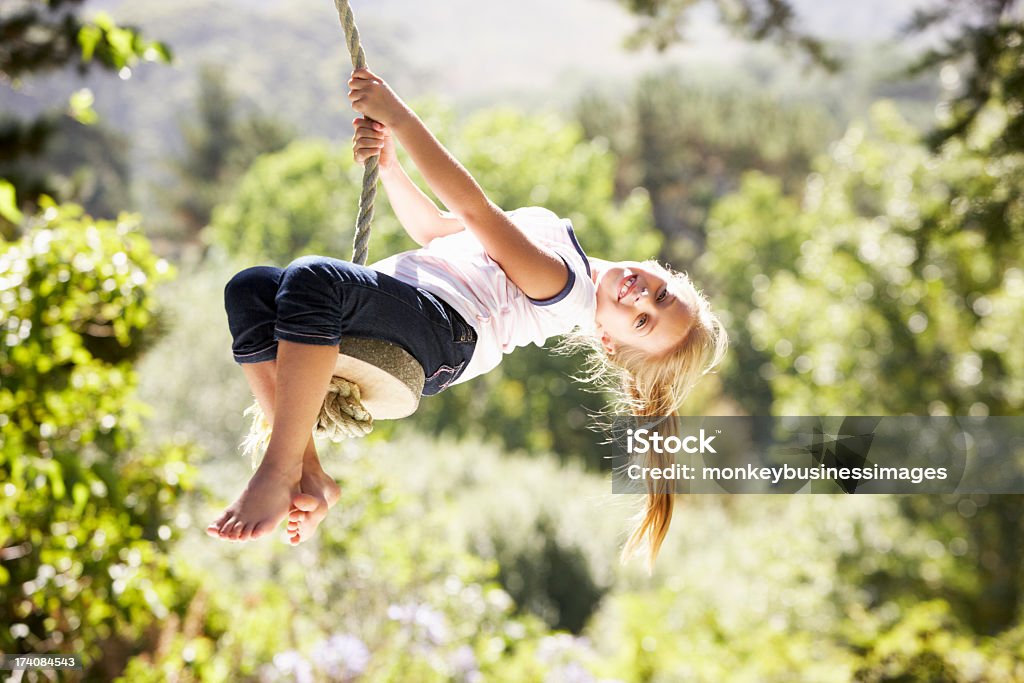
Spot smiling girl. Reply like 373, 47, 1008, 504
208, 68, 727, 568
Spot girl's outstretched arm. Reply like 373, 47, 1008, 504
352, 117, 465, 246
348, 68, 568, 300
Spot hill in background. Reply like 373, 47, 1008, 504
1, 0, 928, 217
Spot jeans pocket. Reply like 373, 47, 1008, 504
451, 317, 478, 344
423, 361, 466, 395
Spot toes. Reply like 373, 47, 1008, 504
207, 511, 231, 538
237, 522, 254, 542
217, 516, 238, 539
226, 519, 245, 541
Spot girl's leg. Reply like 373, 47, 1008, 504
206, 360, 340, 543
206, 340, 338, 541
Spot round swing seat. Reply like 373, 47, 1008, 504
335, 337, 424, 419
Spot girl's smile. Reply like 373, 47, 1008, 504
618, 274, 638, 301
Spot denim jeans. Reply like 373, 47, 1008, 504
223, 255, 478, 395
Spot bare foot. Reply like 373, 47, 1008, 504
207, 462, 300, 542
285, 465, 341, 544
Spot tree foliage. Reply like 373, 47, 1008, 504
164, 64, 294, 241
0, 0, 171, 222
703, 101, 1023, 417
0, 0, 171, 81
0, 5, 216, 677
700, 100, 1024, 644
615, 0, 839, 68
577, 71, 835, 263
0, 114, 133, 228
616, 1, 1024, 169
206, 138, 382, 262
0, 201, 203, 676
904, 0, 1024, 156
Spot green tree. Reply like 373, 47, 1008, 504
705, 102, 1022, 417
0, 4, 223, 677
617, 0, 1024, 214
0, 0, 171, 225
0, 201, 204, 676
0, 0, 170, 80
165, 63, 294, 241
0, 114, 133, 221
615, 0, 839, 69
577, 70, 835, 263
904, 0, 1024, 159
701, 101, 1024, 636
206, 138, 382, 262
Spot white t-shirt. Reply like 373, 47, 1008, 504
371, 206, 596, 386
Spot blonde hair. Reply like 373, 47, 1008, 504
566, 261, 728, 571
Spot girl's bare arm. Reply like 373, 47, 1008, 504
348, 69, 567, 300
353, 118, 464, 246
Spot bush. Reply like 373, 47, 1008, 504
0, 201, 202, 678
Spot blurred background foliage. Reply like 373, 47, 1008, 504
3, 0, 1024, 680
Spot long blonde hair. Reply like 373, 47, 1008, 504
567, 262, 728, 571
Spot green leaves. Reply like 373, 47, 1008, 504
1, 2, 172, 221
0, 202, 197, 670
207, 139, 382, 263
76, 11, 173, 73
68, 88, 98, 125
701, 101, 1024, 417
0, 180, 23, 224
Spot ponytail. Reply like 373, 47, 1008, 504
561, 261, 728, 572
617, 379, 679, 572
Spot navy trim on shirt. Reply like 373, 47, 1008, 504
527, 255, 576, 306
565, 222, 591, 277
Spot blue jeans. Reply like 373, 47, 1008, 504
224, 255, 477, 395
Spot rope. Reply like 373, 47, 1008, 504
334, 0, 377, 267
241, 377, 373, 468
242, 1, 380, 458
315, 377, 374, 440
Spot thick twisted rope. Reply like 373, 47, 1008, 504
334, 0, 377, 267
242, 1, 380, 461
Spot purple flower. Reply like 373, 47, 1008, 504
312, 633, 371, 679
546, 662, 595, 683
387, 602, 450, 645
450, 644, 480, 681
537, 633, 581, 662
270, 650, 313, 683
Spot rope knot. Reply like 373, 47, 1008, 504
241, 376, 374, 468
315, 376, 374, 440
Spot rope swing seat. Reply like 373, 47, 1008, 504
243, 0, 424, 457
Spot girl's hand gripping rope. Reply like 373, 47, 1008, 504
348, 68, 409, 128
352, 117, 396, 171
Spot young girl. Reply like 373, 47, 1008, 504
207, 68, 727, 567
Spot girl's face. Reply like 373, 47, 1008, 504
592, 261, 696, 357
